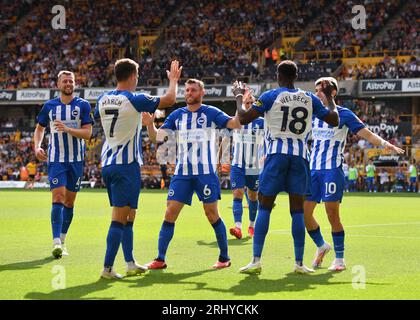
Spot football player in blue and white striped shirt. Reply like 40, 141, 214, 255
34, 70, 94, 259
305, 77, 404, 271
95, 59, 182, 279
233, 61, 340, 275
229, 90, 264, 240
144, 78, 242, 270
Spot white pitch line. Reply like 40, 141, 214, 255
271, 221, 420, 234
349, 234, 420, 240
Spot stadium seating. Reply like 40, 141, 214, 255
0, 0, 179, 89
1, 0, 417, 86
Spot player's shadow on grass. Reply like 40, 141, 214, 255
0, 257, 54, 273
125, 269, 215, 290
197, 271, 391, 296
25, 279, 115, 300
197, 238, 252, 247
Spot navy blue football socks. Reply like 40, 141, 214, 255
61, 205, 74, 235
104, 221, 124, 268
253, 204, 271, 257
308, 226, 325, 248
332, 230, 345, 259
291, 210, 305, 264
248, 200, 258, 223
122, 221, 134, 263
157, 220, 175, 261
51, 203, 64, 239
211, 218, 229, 262
232, 198, 243, 224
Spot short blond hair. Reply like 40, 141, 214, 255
185, 78, 204, 89
57, 70, 75, 80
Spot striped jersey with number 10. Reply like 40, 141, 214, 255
310, 106, 365, 170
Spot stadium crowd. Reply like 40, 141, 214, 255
1, 100, 418, 192
304, 0, 402, 54
0, 0, 35, 35
1, 0, 418, 87
339, 56, 420, 80
0, 0, 179, 89
148, 0, 328, 84
368, 2, 419, 53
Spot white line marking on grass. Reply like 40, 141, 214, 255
271, 221, 420, 234
345, 222, 420, 228
349, 234, 420, 240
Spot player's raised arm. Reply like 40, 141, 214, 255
357, 128, 404, 154
314, 79, 339, 127
232, 81, 260, 125
158, 60, 183, 109
142, 112, 158, 144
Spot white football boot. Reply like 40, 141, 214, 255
239, 260, 262, 275
294, 263, 315, 274
312, 242, 332, 268
101, 267, 123, 280
126, 262, 148, 277
328, 259, 347, 271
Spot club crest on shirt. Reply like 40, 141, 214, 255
72, 109, 79, 117
197, 116, 205, 126
144, 94, 156, 101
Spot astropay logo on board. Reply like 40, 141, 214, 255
0, 91, 15, 101
362, 80, 401, 92
17, 89, 50, 101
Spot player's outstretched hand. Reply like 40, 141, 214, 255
232, 80, 246, 97
35, 147, 47, 162
319, 79, 335, 99
53, 120, 69, 133
384, 141, 405, 154
243, 86, 256, 106
166, 60, 183, 82
142, 112, 155, 126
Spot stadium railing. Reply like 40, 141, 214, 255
290, 47, 361, 61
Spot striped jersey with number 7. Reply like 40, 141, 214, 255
94, 90, 160, 167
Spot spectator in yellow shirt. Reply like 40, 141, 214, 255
26, 159, 37, 189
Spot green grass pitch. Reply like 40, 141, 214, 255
0, 189, 419, 300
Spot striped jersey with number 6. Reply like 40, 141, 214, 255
94, 90, 160, 167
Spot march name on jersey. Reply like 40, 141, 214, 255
37, 97, 93, 162
252, 87, 330, 159
159, 104, 231, 176
310, 106, 365, 170
231, 117, 264, 171
94, 90, 160, 167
